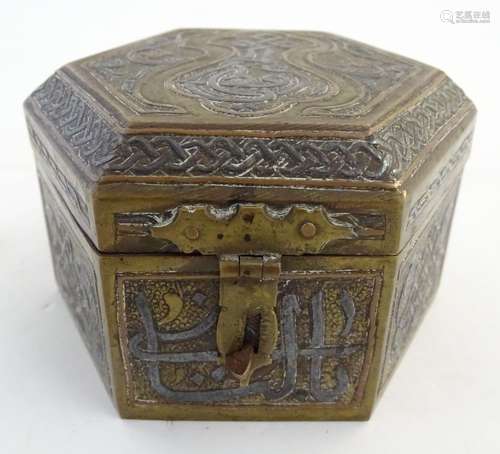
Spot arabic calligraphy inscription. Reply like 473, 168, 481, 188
118, 272, 381, 406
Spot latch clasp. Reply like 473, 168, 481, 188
148, 203, 361, 386
217, 254, 281, 386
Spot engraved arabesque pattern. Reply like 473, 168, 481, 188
28, 124, 90, 225
378, 80, 468, 179
406, 133, 472, 227
172, 33, 333, 117
380, 185, 459, 389
31, 75, 121, 179
84, 30, 419, 118
30, 75, 467, 183
40, 180, 111, 392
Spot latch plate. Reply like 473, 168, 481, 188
150, 203, 359, 255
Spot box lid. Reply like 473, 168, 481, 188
25, 29, 475, 255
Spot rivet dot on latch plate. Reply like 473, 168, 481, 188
184, 226, 200, 240
299, 221, 317, 239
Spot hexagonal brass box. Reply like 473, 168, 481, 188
25, 29, 475, 420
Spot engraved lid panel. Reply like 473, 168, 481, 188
66, 29, 438, 136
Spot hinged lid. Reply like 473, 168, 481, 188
25, 29, 476, 256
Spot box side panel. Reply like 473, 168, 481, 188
100, 251, 396, 420
25, 102, 99, 248
399, 101, 474, 249
38, 173, 112, 395
377, 175, 461, 394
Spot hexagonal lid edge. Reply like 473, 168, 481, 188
25, 68, 474, 188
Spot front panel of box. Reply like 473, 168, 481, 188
97, 249, 396, 420
118, 269, 380, 406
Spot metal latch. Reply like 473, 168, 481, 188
217, 254, 280, 386
149, 203, 364, 385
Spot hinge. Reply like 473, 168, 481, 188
217, 254, 281, 386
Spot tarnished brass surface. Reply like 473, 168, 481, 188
67, 29, 438, 138
23, 62, 475, 254
25, 28, 476, 420
217, 255, 280, 386
150, 203, 366, 255
36, 164, 463, 420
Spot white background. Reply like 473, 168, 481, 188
1, 1, 499, 453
